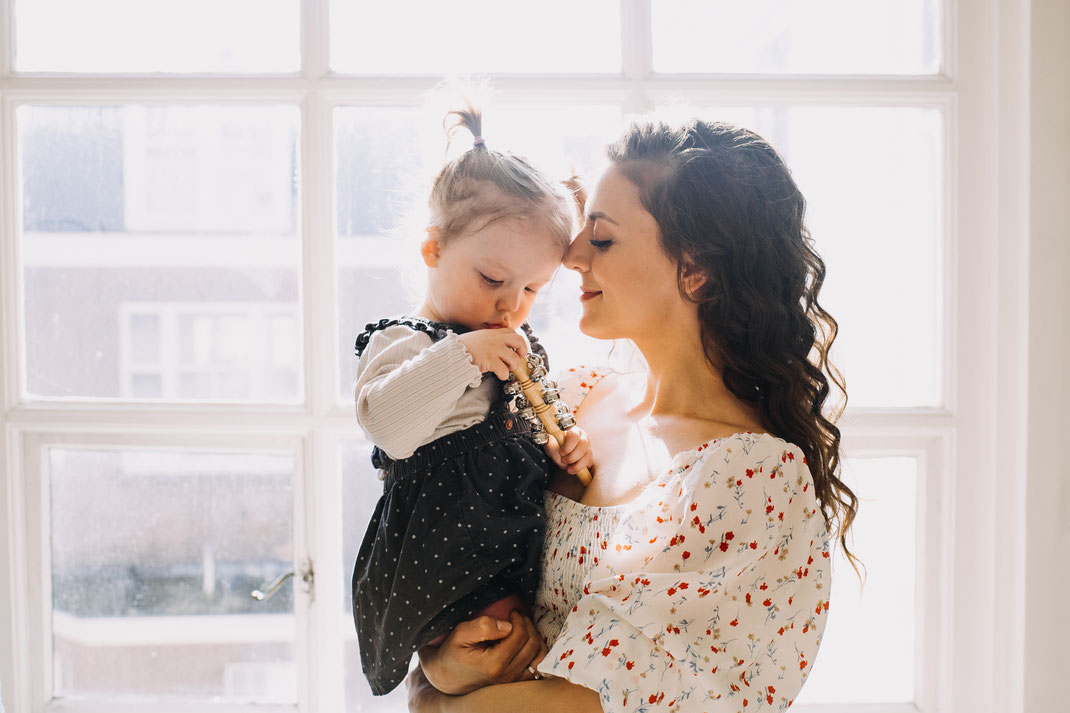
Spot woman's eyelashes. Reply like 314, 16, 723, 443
589, 239, 613, 249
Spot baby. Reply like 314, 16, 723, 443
351, 105, 593, 695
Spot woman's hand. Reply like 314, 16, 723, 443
457, 329, 528, 381
417, 610, 549, 695
545, 426, 594, 477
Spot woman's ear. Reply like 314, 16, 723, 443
421, 228, 443, 268
681, 262, 708, 298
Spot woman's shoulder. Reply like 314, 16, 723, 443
673, 431, 813, 498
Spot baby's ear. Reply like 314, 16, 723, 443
421, 228, 443, 267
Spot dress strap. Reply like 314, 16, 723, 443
354, 316, 469, 358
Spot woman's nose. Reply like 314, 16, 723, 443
564, 223, 592, 273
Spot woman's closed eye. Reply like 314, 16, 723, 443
589, 239, 613, 249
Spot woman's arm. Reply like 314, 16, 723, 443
407, 666, 603, 713
411, 610, 603, 712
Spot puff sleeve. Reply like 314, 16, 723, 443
537, 431, 832, 713
353, 325, 483, 460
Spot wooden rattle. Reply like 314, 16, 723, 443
505, 353, 592, 486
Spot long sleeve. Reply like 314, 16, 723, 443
354, 325, 484, 460
535, 410, 831, 713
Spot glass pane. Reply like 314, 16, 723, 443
19, 105, 302, 402
335, 105, 618, 403
655, 105, 943, 408
330, 0, 620, 74
341, 442, 409, 712
50, 448, 297, 702
653, 0, 940, 74
15, 0, 299, 73
796, 456, 917, 704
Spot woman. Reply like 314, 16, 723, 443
407, 119, 858, 713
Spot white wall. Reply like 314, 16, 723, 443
1027, 0, 1070, 710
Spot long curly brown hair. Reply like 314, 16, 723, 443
609, 120, 858, 565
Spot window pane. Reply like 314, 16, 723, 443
19, 105, 302, 402
335, 105, 618, 403
653, 0, 940, 74
657, 105, 944, 408
330, 1, 620, 74
341, 442, 409, 712
50, 448, 296, 702
15, 0, 299, 73
796, 456, 917, 704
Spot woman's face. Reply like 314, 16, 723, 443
564, 166, 686, 341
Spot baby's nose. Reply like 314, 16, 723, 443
497, 289, 522, 312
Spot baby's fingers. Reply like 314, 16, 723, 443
567, 449, 595, 475
490, 358, 513, 382
543, 436, 565, 469
559, 429, 583, 457
501, 332, 529, 358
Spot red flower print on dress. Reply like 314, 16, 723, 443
535, 420, 830, 713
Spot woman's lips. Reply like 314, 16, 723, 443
580, 288, 602, 302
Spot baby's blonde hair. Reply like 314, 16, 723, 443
428, 103, 575, 252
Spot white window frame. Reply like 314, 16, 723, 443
0, 1, 1035, 712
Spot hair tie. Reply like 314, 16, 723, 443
473, 136, 485, 148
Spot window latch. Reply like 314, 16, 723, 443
251, 558, 314, 602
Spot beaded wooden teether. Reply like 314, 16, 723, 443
508, 353, 592, 486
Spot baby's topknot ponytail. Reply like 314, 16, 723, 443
444, 107, 485, 153
429, 101, 573, 252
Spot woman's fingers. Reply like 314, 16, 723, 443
501, 611, 546, 681
453, 615, 513, 647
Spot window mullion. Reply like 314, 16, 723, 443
302, 0, 330, 79
620, 0, 653, 113
301, 93, 334, 419
0, 0, 12, 77
1, 94, 22, 413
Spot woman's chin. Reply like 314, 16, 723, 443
577, 314, 617, 341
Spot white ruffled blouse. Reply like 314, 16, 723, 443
533, 366, 832, 713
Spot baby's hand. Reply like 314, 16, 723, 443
545, 426, 594, 477
457, 329, 528, 382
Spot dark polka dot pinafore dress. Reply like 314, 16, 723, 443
351, 317, 552, 695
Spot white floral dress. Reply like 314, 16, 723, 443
533, 366, 832, 713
